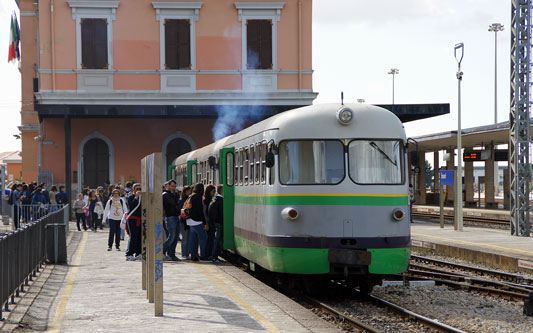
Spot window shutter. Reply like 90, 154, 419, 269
81, 19, 93, 69
81, 18, 107, 69
165, 19, 179, 69
246, 20, 260, 69
258, 20, 272, 69
177, 20, 191, 69
94, 19, 108, 69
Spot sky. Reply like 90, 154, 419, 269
0, 0, 510, 153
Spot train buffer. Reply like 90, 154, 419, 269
0, 222, 334, 332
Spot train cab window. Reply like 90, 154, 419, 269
261, 143, 267, 184
279, 140, 345, 185
226, 152, 234, 186
348, 140, 403, 184
250, 145, 255, 185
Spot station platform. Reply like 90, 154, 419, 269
0, 222, 335, 332
411, 221, 533, 273
413, 205, 509, 220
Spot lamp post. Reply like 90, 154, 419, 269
388, 68, 399, 104
488, 23, 504, 124
454, 43, 464, 232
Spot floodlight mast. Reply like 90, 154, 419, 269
454, 42, 464, 232
510, 1, 532, 236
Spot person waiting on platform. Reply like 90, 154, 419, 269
126, 184, 142, 261
208, 185, 224, 262
178, 186, 192, 260
186, 183, 208, 261
163, 180, 181, 261
74, 194, 87, 231
203, 184, 216, 258
103, 189, 127, 251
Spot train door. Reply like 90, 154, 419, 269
220, 147, 236, 250
187, 160, 197, 186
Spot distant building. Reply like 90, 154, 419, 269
0, 151, 22, 182
19, 0, 316, 191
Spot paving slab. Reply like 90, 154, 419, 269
16, 222, 336, 332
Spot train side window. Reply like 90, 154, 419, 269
239, 149, 244, 186
261, 143, 267, 184
244, 148, 249, 185
235, 150, 240, 186
255, 143, 260, 184
226, 152, 234, 186
250, 145, 255, 185
191, 163, 197, 184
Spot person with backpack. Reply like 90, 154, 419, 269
178, 186, 192, 259
186, 183, 208, 261
126, 184, 142, 261
103, 189, 128, 251
162, 180, 181, 261
208, 185, 224, 262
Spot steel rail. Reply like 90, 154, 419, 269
411, 255, 533, 285
365, 293, 465, 333
302, 295, 381, 333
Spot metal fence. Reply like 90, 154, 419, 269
0, 204, 68, 320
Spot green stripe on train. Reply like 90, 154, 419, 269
235, 195, 408, 206
235, 235, 410, 274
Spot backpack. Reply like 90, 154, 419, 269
7, 190, 14, 205
180, 196, 192, 219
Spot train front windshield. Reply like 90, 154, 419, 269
348, 140, 403, 184
278, 139, 404, 185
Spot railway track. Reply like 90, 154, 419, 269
408, 255, 533, 302
303, 290, 466, 333
412, 212, 509, 227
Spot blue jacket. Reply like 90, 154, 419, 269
56, 191, 68, 205
42, 189, 51, 204
31, 193, 47, 205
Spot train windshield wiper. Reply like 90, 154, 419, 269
369, 141, 397, 166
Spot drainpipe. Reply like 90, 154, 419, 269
51, 0, 55, 91
298, 0, 302, 91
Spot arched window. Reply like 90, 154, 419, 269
166, 138, 192, 178
83, 138, 110, 188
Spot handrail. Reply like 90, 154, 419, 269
0, 204, 68, 320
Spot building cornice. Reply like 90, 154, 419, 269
35, 90, 318, 106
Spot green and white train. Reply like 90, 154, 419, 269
173, 103, 411, 290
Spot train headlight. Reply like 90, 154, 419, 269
281, 207, 299, 221
392, 208, 406, 221
336, 107, 354, 125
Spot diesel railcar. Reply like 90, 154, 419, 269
173, 103, 411, 291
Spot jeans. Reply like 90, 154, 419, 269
89, 212, 99, 230
75, 213, 87, 230
13, 205, 20, 229
189, 223, 207, 259
120, 228, 125, 240
211, 222, 223, 259
126, 219, 141, 256
108, 219, 121, 248
205, 222, 215, 259
163, 216, 179, 258
179, 221, 190, 257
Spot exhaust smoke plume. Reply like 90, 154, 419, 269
212, 105, 267, 141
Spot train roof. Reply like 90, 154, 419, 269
173, 103, 405, 165
225, 103, 405, 144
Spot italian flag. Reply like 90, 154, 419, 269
8, 13, 20, 63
